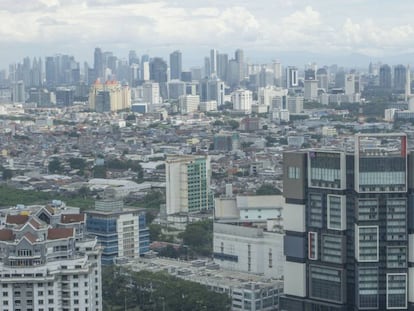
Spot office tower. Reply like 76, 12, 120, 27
217, 53, 228, 81
190, 67, 202, 81
235, 48, 244, 81
55, 87, 74, 106
12, 80, 25, 103
166, 155, 213, 215
394, 64, 407, 92
200, 77, 225, 107
210, 49, 218, 75
179, 94, 200, 114
204, 57, 211, 78
142, 81, 161, 110
180, 71, 192, 82
169, 50, 182, 80
304, 69, 316, 80
285, 66, 299, 88
335, 70, 346, 88
149, 57, 168, 99
272, 60, 282, 86
167, 80, 186, 100
304, 80, 318, 100
287, 96, 303, 113
380, 64, 392, 89
85, 199, 149, 265
227, 59, 240, 87
128, 50, 139, 65
344, 73, 355, 95
45, 56, 57, 87
231, 89, 253, 113
280, 133, 413, 311
406, 65, 411, 101
0, 205, 102, 311
89, 80, 131, 112
94, 47, 103, 81
317, 67, 329, 91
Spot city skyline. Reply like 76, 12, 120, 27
2, 1, 414, 68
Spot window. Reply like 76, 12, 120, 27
387, 273, 407, 309
308, 232, 318, 260
288, 166, 300, 179
310, 265, 343, 303
321, 235, 343, 264
309, 193, 323, 228
356, 226, 379, 262
327, 195, 345, 230
358, 198, 378, 221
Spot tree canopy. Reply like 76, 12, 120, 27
102, 266, 231, 311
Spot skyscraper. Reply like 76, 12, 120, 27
210, 49, 218, 75
394, 64, 407, 92
169, 50, 182, 80
380, 64, 392, 89
235, 48, 244, 81
285, 66, 299, 88
280, 133, 412, 311
94, 47, 103, 81
149, 57, 168, 99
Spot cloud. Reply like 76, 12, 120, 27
1, 0, 414, 65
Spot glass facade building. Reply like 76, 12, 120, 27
281, 133, 414, 311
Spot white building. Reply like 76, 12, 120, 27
142, 82, 161, 110
213, 222, 284, 279
287, 96, 303, 113
199, 100, 218, 112
344, 73, 355, 95
166, 155, 212, 215
258, 87, 287, 109
304, 80, 318, 101
179, 95, 200, 114
0, 206, 102, 311
231, 89, 253, 113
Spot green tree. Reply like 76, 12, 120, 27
256, 184, 282, 195
93, 166, 107, 178
48, 158, 62, 174
180, 220, 213, 257
227, 119, 239, 130
2, 169, 13, 180
69, 158, 86, 170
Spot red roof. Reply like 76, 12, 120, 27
29, 218, 42, 229
0, 229, 13, 241
22, 232, 37, 243
6, 214, 29, 225
47, 228, 74, 240
61, 214, 85, 223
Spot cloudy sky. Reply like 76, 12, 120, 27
1, 0, 414, 68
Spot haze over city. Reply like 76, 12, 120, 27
2, 0, 414, 67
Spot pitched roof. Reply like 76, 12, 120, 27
6, 214, 29, 225
47, 228, 74, 240
61, 214, 85, 223
22, 232, 37, 243
29, 218, 42, 229
0, 229, 14, 241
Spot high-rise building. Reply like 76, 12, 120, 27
12, 80, 25, 103
142, 81, 161, 111
394, 64, 407, 92
166, 155, 213, 215
167, 80, 186, 100
316, 67, 329, 91
304, 80, 318, 100
231, 89, 253, 113
380, 64, 392, 89
169, 50, 182, 80
280, 133, 413, 311
285, 66, 299, 88
217, 53, 229, 81
210, 49, 218, 75
94, 47, 103, 81
344, 73, 355, 95
85, 199, 149, 265
235, 49, 244, 81
179, 95, 200, 114
89, 80, 131, 112
0, 204, 102, 311
200, 77, 225, 107
149, 57, 168, 99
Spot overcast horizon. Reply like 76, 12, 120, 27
2, 0, 414, 69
